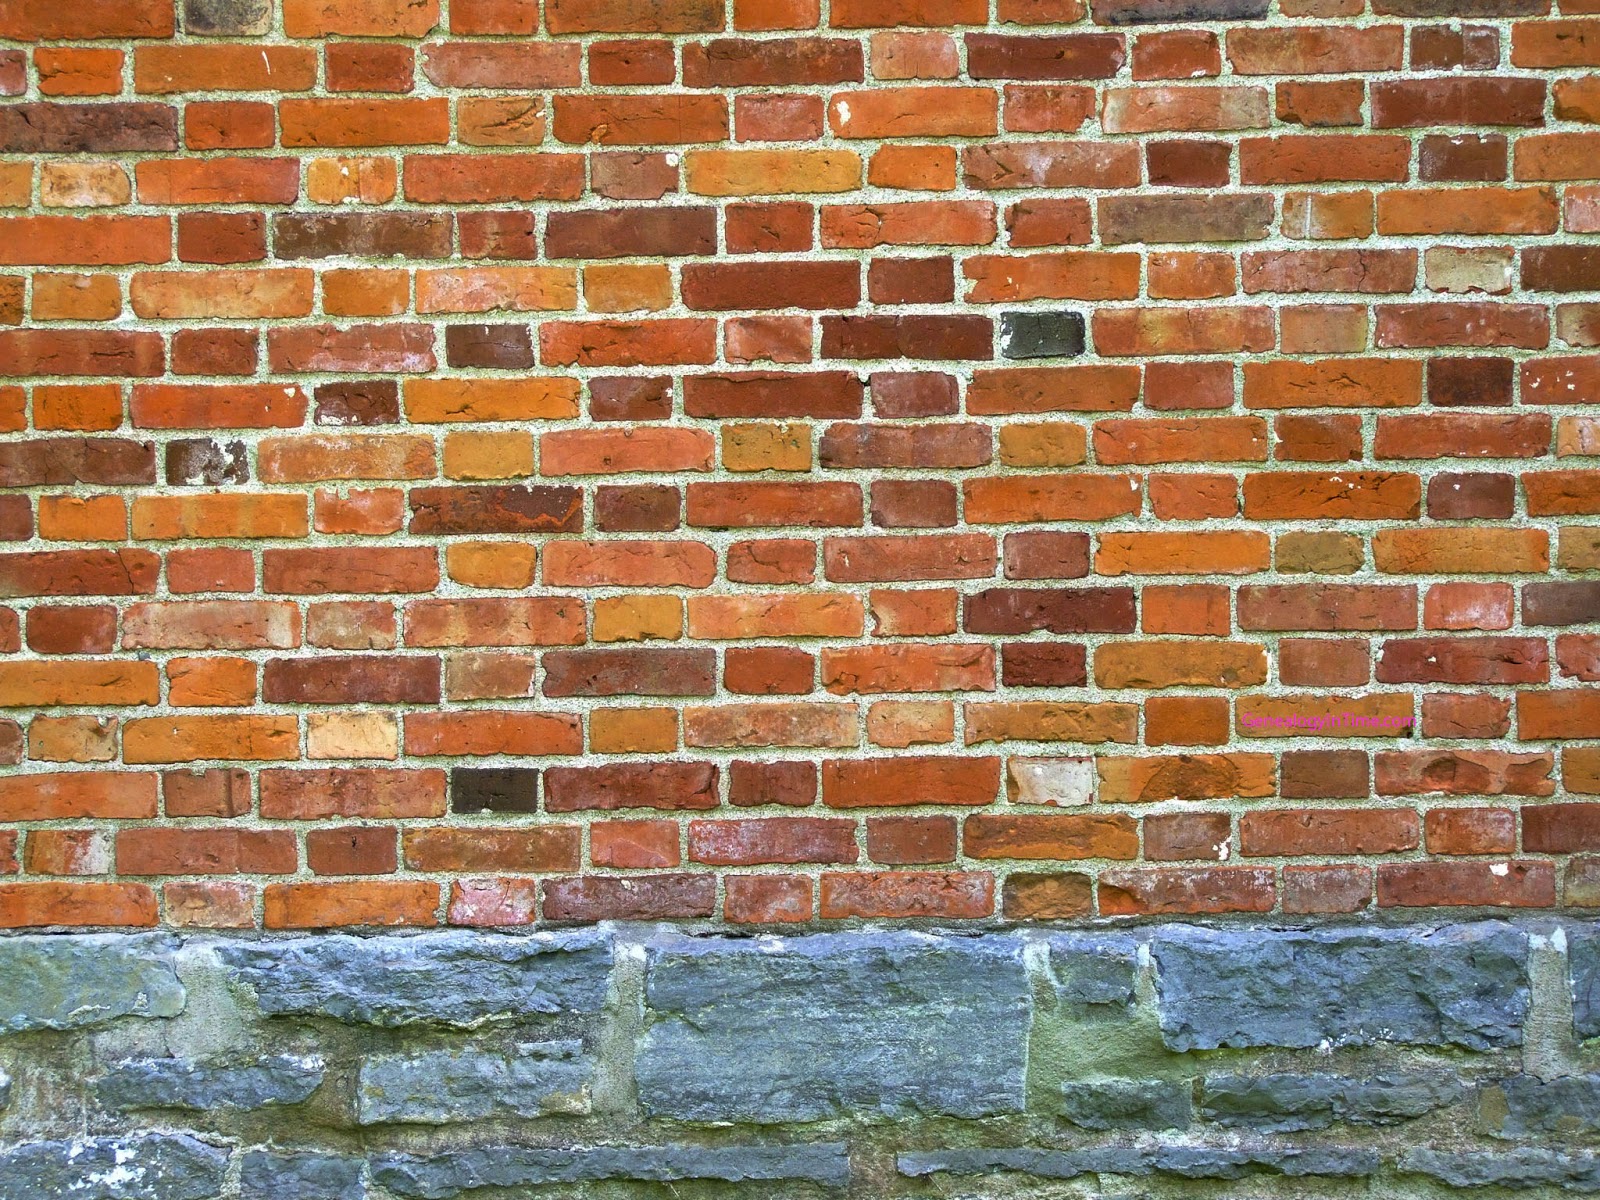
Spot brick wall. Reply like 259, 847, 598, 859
0, 0, 1596, 931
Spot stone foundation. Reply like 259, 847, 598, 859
1, 920, 1596, 1197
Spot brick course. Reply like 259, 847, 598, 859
0, 0, 1596, 929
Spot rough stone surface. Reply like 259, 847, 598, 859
0, 935, 183, 1034
372, 1144, 853, 1197
898, 1144, 1380, 1179
240, 1151, 364, 1200
0, 1135, 228, 1200
219, 931, 611, 1027
1398, 1148, 1600, 1189
1152, 923, 1529, 1050
1199, 1071, 1464, 1131
1569, 927, 1600, 1039
1484, 1074, 1600, 1139
0, 924, 1578, 1196
357, 1042, 591, 1125
636, 931, 1031, 1121
97, 1055, 325, 1112
1058, 1078, 1193, 1130
1043, 932, 1139, 1006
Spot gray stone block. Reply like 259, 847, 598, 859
1094, 0, 1271, 24
98, 1055, 324, 1112
1058, 1079, 1192, 1130
219, 931, 611, 1028
898, 1145, 1377, 1181
636, 931, 1031, 1122
357, 1042, 590, 1125
0, 1068, 9, 1111
1484, 1074, 1600, 1139
1569, 927, 1600, 1039
371, 1144, 852, 1198
1151, 1145, 1380, 1179
1201, 1072, 1462, 1132
1399, 1148, 1600, 1189
241, 1151, 364, 1200
898, 1147, 1152, 1179
0, 935, 183, 1034
1044, 933, 1139, 1006
1000, 312, 1086, 360
1153, 923, 1528, 1051
182, 0, 271, 35
0, 1134, 227, 1200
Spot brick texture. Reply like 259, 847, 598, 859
0, 0, 1596, 929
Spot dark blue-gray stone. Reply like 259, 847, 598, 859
1092, 0, 1271, 23
1153, 923, 1528, 1051
1151, 1145, 1380, 1179
1569, 927, 1600, 1039
897, 1147, 1153, 1179
0, 1134, 227, 1200
218, 931, 611, 1028
1058, 1079, 1192, 1130
636, 931, 1031, 1122
241, 1151, 363, 1200
1200, 1072, 1462, 1132
1044, 933, 1139, 1006
98, 1055, 324, 1112
371, 1144, 851, 1199
1485, 1074, 1600, 1139
897, 1145, 1375, 1181
1000, 312, 1086, 360
357, 1042, 590, 1125
1202, 1074, 1341, 1131
182, 0, 271, 35
0, 935, 183, 1033
1400, 1148, 1600, 1189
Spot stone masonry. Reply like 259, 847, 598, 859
0, 920, 1597, 1197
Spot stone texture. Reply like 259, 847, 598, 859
898, 1144, 1380, 1179
358, 1042, 591, 1124
1398, 1148, 1600, 1189
240, 1151, 364, 1200
1483, 1074, 1600, 1139
372, 1144, 853, 1197
636, 931, 1031, 1120
0, 934, 183, 1033
1570, 926, 1600, 1039
219, 931, 611, 1027
1044, 932, 1139, 1005
1200, 1071, 1464, 1131
0, 1135, 227, 1200
1058, 1079, 1193, 1130
0, 925, 1567, 1196
1152, 923, 1528, 1050
98, 1054, 325, 1111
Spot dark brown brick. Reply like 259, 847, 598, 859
542, 648, 717, 697
409, 486, 582, 535
966, 33, 1127, 79
275, 212, 453, 260
545, 207, 717, 259
965, 587, 1137, 634
263, 656, 442, 704
444, 324, 535, 369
